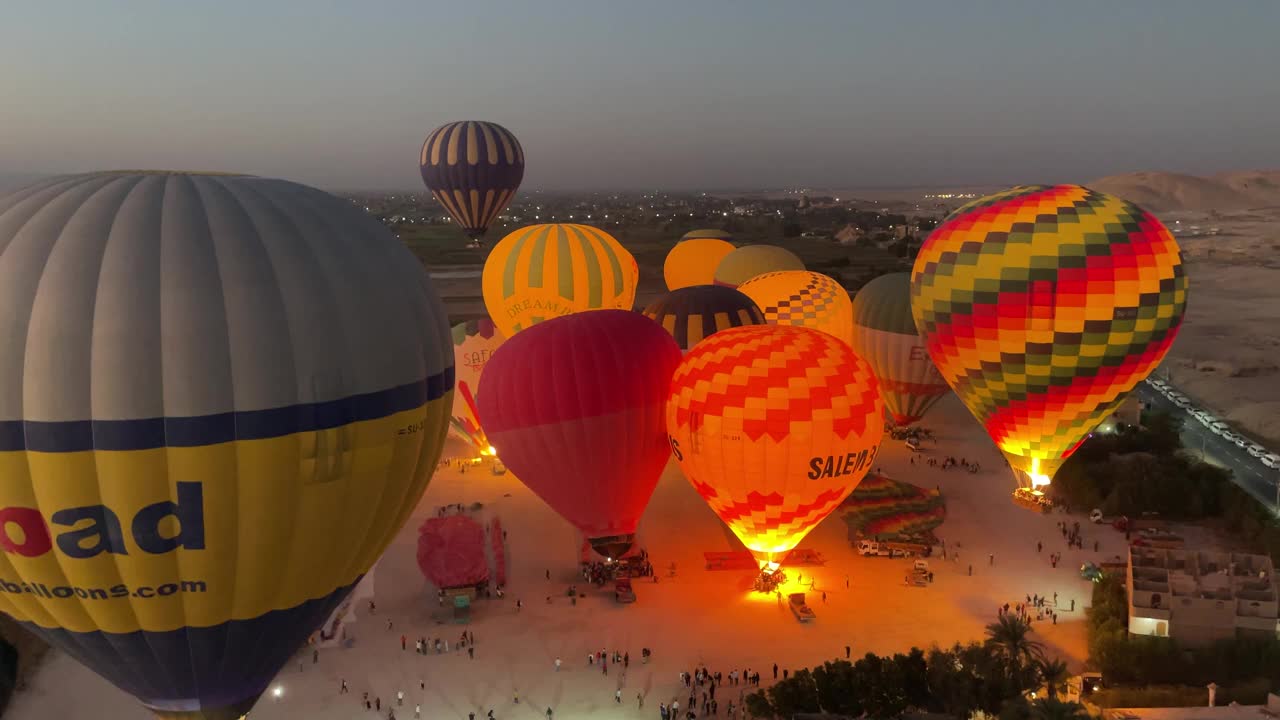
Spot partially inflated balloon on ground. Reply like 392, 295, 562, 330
664, 237, 736, 290
712, 244, 804, 288
450, 318, 506, 453
910, 185, 1188, 486
642, 285, 765, 352
666, 325, 884, 563
850, 273, 950, 426
482, 223, 638, 337
420, 120, 524, 244
478, 310, 682, 558
0, 172, 454, 720
739, 270, 853, 346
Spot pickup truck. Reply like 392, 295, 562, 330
788, 593, 815, 622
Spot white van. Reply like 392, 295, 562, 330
1262, 454, 1280, 470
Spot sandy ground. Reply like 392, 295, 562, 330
1154, 208, 1280, 446
12, 393, 1135, 720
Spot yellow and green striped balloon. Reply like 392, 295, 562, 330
482, 224, 638, 337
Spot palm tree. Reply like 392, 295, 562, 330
1030, 698, 1090, 720
984, 614, 1045, 687
1036, 658, 1070, 700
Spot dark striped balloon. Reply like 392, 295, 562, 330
642, 285, 766, 353
420, 121, 525, 242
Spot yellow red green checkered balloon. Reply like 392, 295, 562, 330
910, 185, 1188, 485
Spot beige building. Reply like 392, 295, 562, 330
1128, 547, 1279, 646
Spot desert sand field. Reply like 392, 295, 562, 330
12, 394, 1129, 720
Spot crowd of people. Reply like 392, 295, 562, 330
912, 454, 980, 474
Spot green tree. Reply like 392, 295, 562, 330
743, 690, 774, 718
767, 667, 820, 717
813, 660, 860, 716
896, 647, 931, 709
1036, 657, 1070, 700
985, 614, 1044, 689
1029, 698, 1091, 720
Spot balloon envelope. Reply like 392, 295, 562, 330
664, 237, 736, 290
666, 325, 884, 561
680, 228, 734, 242
450, 318, 506, 453
910, 185, 1188, 485
739, 270, 854, 346
420, 120, 525, 242
482, 224, 638, 338
0, 172, 453, 720
712, 245, 804, 288
850, 273, 950, 425
477, 310, 682, 557
642, 285, 765, 353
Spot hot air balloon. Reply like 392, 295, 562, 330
712, 244, 804, 288
680, 228, 734, 242
478, 310, 682, 557
420, 120, 525, 245
850, 273, 950, 426
910, 185, 1188, 488
450, 318, 506, 454
482, 223, 638, 338
664, 236, 736, 291
666, 325, 884, 563
0, 172, 454, 720
738, 270, 854, 346
642, 285, 765, 353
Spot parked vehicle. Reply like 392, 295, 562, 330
1263, 454, 1280, 470
1247, 445, 1267, 458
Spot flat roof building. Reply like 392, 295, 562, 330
1128, 547, 1279, 646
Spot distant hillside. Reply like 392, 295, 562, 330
1088, 170, 1280, 212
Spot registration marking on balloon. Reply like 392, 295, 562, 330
667, 325, 884, 558
910, 185, 1188, 482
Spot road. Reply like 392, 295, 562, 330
1134, 382, 1280, 511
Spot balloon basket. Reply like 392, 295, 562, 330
752, 565, 787, 594
1011, 487, 1053, 514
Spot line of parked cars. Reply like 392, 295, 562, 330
1144, 377, 1280, 470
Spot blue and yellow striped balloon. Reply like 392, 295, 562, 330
0, 172, 454, 720
482, 223, 639, 337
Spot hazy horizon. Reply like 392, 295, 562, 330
5, 1, 1279, 192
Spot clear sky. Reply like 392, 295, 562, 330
3, 0, 1278, 191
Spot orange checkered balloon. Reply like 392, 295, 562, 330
739, 270, 854, 346
666, 325, 884, 562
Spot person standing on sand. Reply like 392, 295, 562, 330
845, 645, 851, 659
414, 704, 420, 719
637, 693, 644, 708
615, 689, 622, 704
401, 635, 406, 651
555, 657, 562, 671
397, 690, 404, 706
